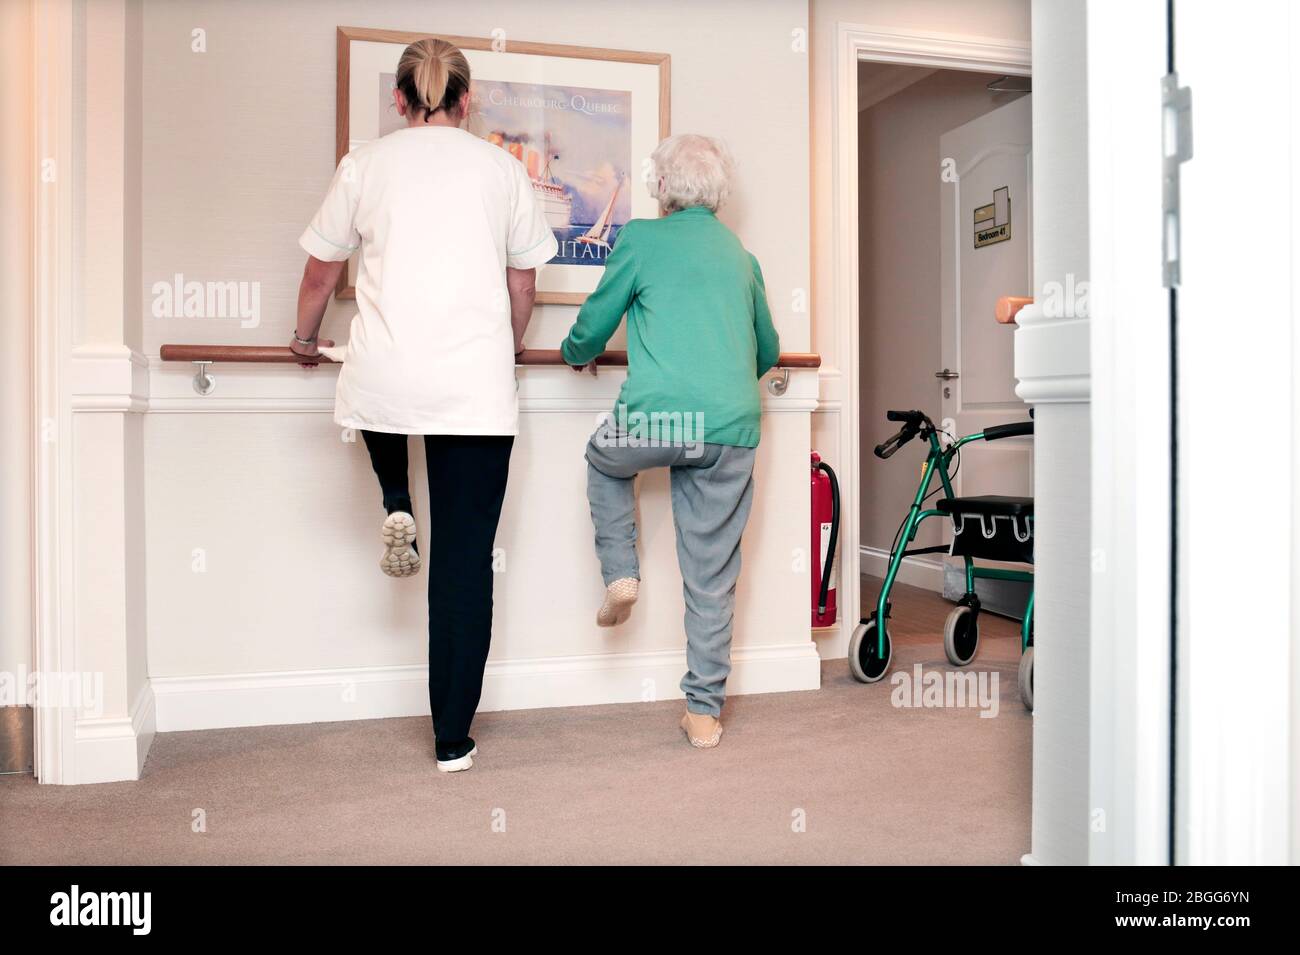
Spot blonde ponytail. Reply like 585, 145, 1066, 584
396, 38, 471, 121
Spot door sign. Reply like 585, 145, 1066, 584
974, 186, 1011, 248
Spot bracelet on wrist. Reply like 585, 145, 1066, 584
293, 332, 316, 347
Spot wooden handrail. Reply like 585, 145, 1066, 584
995, 296, 1033, 324
159, 344, 822, 369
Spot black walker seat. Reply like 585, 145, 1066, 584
936, 495, 1035, 564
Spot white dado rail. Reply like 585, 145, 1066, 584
993, 293, 1090, 403
1012, 299, 1091, 405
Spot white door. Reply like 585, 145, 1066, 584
939, 95, 1034, 499
1172, 0, 1296, 864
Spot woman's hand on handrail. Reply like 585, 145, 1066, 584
568, 361, 599, 378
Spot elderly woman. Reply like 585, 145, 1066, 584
560, 134, 780, 749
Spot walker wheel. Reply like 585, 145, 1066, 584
1018, 647, 1034, 711
849, 618, 892, 683
943, 604, 979, 666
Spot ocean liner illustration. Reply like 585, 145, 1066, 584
488, 131, 573, 230
532, 137, 574, 231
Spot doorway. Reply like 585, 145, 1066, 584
826, 24, 1032, 659
826, 26, 1036, 860
857, 67, 1032, 615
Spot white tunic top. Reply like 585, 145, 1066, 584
299, 125, 558, 435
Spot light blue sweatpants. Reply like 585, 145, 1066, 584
584, 422, 757, 717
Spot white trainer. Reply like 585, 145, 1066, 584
596, 577, 639, 627
380, 511, 420, 578
436, 746, 478, 773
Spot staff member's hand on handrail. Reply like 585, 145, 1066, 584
289, 336, 334, 369
288, 255, 341, 369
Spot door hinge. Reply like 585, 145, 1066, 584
1162, 72, 1193, 288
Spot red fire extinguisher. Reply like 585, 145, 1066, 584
811, 452, 840, 628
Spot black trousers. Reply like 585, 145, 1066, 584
361, 430, 514, 748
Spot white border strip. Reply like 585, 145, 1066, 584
151, 642, 822, 733
859, 545, 944, 592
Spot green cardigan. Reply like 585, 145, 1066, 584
559, 207, 780, 448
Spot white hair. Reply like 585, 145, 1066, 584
649, 134, 735, 214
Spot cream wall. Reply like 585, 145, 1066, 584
138, 0, 819, 732
141, 0, 810, 356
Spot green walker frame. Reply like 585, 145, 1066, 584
848, 409, 1036, 709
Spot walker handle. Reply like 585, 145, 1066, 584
875, 425, 918, 459
887, 409, 927, 426
983, 421, 1034, 441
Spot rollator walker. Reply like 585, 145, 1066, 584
849, 410, 1036, 709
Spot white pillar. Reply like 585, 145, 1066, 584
34, 0, 152, 784
1016, 0, 1093, 865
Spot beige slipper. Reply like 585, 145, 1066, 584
596, 577, 639, 627
681, 711, 723, 749
380, 511, 420, 578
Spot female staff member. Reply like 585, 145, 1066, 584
561, 134, 780, 750
291, 38, 557, 773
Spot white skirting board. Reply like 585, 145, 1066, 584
942, 562, 1032, 620
860, 548, 1030, 621
68, 681, 157, 785
150, 642, 823, 733
859, 545, 944, 592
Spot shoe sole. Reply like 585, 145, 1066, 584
596, 596, 636, 627
682, 720, 722, 749
436, 745, 478, 773
380, 512, 420, 578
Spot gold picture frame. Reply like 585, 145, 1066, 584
334, 26, 671, 304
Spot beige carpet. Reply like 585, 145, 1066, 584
0, 580, 1030, 865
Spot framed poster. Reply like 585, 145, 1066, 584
335, 26, 671, 304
